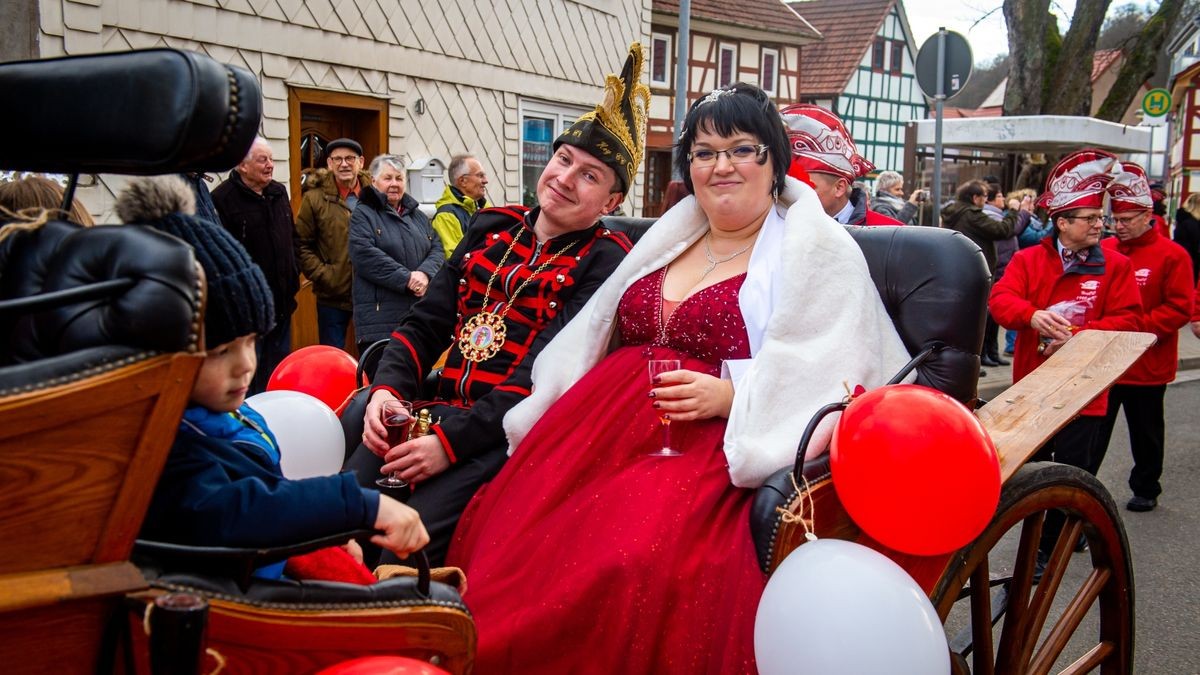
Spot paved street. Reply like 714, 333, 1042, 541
1111, 374, 1200, 672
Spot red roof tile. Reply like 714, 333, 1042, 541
1091, 48, 1121, 82
654, 0, 821, 41
787, 0, 896, 95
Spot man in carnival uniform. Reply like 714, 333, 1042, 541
989, 149, 1142, 561
778, 103, 903, 226
350, 43, 647, 565
1094, 162, 1193, 512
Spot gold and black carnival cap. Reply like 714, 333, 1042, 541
553, 42, 649, 194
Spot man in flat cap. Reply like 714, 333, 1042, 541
295, 137, 370, 349
349, 43, 649, 565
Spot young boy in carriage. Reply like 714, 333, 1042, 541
128, 176, 428, 580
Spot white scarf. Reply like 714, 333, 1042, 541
503, 177, 911, 487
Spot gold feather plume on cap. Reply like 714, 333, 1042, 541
554, 42, 650, 192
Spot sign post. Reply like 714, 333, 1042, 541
916, 29, 973, 226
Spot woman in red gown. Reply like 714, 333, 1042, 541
447, 83, 910, 674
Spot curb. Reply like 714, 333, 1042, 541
977, 355, 1200, 401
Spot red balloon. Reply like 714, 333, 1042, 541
316, 656, 449, 675
830, 384, 1000, 556
267, 345, 359, 411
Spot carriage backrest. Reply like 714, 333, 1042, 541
601, 217, 990, 404
0, 48, 262, 674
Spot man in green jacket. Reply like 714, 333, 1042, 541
295, 138, 370, 349
431, 153, 489, 257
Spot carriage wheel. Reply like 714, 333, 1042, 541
929, 462, 1134, 674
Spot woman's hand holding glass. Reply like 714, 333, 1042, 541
649, 367, 735, 422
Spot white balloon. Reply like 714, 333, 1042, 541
245, 390, 345, 479
754, 539, 950, 675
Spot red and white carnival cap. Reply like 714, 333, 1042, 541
1108, 161, 1153, 213
1036, 148, 1121, 217
779, 103, 874, 182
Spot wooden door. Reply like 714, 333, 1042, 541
287, 88, 388, 354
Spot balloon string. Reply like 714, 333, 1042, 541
777, 472, 818, 542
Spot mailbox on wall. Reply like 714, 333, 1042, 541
406, 157, 446, 205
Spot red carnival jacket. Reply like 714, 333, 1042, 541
989, 237, 1142, 415
1102, 229, 1193, 384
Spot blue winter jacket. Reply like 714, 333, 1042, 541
141, 404, 380, 549
348, 188, 444, 343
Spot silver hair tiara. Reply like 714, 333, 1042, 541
699, 88, 733, 106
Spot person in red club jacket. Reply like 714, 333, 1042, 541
778, 103, 903, 226
1094, 162, 1194, 512
989, 149, 1142, 564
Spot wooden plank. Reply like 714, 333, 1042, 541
0, 561, 146, 612
977, 331, 1156, 483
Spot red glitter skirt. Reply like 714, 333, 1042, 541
447, 344, 764, 674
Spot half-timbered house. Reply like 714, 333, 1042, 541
786, 0, 928, 178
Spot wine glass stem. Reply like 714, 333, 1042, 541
661, 420, 671, 453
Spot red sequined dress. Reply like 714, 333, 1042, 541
447, 267, 764, 674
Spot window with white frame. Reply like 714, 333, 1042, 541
519, 99, 589, 207
760, 48, 779, 96
651, 32, 672, 88
718, 44, 737, 88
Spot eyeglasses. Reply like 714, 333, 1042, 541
329, 155, 360, 165
686, 144, 769, 167
1110, 215, 1143, 227
462, 171, 487, 180
1065, 215, 1104, 225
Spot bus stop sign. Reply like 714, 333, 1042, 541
916, 31, 973, 99
1142, 88, 1172, 117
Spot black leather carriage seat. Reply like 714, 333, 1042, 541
0, 221, 202, 394
602, 217, 992, 572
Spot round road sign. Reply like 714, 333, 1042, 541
915, 30, 973, 100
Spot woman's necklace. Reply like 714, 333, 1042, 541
458, 227, 579, 362
699, 231, 755, 280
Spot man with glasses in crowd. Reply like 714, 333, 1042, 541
432, 153, 489, 258
295, 138, 370, 350
989, 149, 1142, 568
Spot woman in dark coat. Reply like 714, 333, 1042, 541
349, 155, 444, 353
1173, 193, 1200, 283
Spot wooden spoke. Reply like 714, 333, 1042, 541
1031, 567, 1110, 673
969, 561, 996, 675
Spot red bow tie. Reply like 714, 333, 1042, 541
1062, 248, 1088, 264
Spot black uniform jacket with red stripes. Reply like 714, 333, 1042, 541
371, 204, 632, 462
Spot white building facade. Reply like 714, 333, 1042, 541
11, 0, 649, 216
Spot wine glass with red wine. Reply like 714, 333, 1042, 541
377, 399, 414, 488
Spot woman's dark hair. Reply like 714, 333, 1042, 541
673, 82, 791, 198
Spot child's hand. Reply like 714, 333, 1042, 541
371, 495, 429, 558
342, 539, 364, 565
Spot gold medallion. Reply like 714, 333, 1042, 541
458, 310, 507, 362
456, 225, 579, 363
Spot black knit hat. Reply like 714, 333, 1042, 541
115, 176, 275, 348
553, 42, 649, 193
